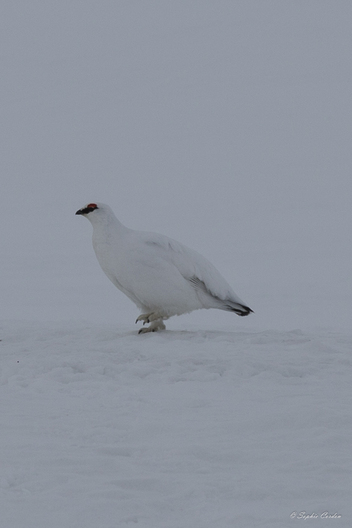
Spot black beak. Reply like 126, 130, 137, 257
75, 204, 98, 216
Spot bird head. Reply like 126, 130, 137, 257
75, 203, 99, 216
76, 203, 120, 229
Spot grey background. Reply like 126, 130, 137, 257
2, 1, 351, 330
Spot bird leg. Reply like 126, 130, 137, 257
136, 312, 168, 333
135, 312, 153, 324
138, 320, 166, 334
135, 312, 165, 325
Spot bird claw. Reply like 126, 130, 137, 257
138, 327, 155, 334
135, 312, 164, 324
137, 320, 166, 334
135, 312, 153, 324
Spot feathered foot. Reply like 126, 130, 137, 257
135, 312, 165, 325
138, 320, 166, 334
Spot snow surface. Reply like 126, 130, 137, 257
1, 1, 352, 526
1, 321, 351, 527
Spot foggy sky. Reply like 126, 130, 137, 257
2, 1, 352, 330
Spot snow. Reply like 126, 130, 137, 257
1, 321, 351, 527
1, 1, 352, 526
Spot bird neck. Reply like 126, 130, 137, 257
90, 212, 129, 248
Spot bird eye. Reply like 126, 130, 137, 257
87, 203, 97, 209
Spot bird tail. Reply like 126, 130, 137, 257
225, 302, 253, 317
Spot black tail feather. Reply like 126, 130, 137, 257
226, 304, 254, 316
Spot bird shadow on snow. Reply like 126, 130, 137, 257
113, 327, 314, 347
119, 328, 255, 342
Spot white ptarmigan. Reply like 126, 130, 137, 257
76, 203, 253, 333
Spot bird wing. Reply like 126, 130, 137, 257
139, 231, 251, 314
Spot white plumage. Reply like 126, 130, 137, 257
76, 203, 253, 333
